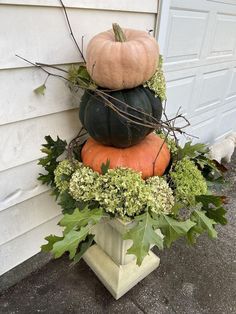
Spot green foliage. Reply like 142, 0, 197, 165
52, 227, 90, 259
177, 142, 207, 160
143, 55, 166, 102
60, 207, 105, 233
41, 206, 105, 262
72, 234, 95, 264
41, 235, 63, 252
195, 195, 227, 225
34, 84, 46, 95
187, 210, 217, 244
38, 136, 67, 192
124, 212, 164, 266
152, 213, 195, 248
170, 158, 208, 204
176, 141, 224, 185
101, 159, 110, 175
68, 64, 97, 90
58, 190, 86, 215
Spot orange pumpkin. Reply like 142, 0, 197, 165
86, 23, 159, 90
81, 133, 170, 179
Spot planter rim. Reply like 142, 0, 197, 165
101, 217, 136, 235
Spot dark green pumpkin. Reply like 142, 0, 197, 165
79, 86, 162, 148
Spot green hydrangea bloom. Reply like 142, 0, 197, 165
96, 168, 174, 218
54, 159, 80, 192
63, 164, 176, 218
146, 176, 174, 214
69, 165, 100, 202
170, 158, 207, 204
97, 168, 148, 218
143, 55, 166, 102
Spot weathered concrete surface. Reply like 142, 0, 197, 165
0, 252, 52, 293
0, 155, 235, 314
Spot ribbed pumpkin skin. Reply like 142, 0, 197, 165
81, 133, 170, 179
86, 28, 159, 90
79, 86, 162, 148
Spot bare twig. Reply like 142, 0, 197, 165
81, 35, 85, 56
152, 130, 170, 176
67, 127, 88, 160
36, 62, 69, 73
43, 74, 50, 85
88, 89, 193, 137
16, 54, 70, 82
59, 0, 86, 62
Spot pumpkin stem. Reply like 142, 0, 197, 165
112, 23, 127, 42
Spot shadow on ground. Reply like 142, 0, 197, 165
0, 155, 236, 314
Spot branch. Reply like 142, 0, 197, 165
59, 0, 86, 62
16, 54, 70, 82
152, 130, 170, 176
36, 62, 68, 73
67, 127, 88, 160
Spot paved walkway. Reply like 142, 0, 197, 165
0, 156, 235, 314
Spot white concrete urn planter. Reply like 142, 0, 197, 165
83, 218, 160, 299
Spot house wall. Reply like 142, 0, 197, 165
0, 0, 159, 275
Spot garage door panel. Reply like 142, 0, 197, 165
166, 75, 196, 117
195, 68, 228, 113
225, 67, 236, 102
188, 110, 218, 143
165, 8, 208, 65
207, 0, 236, 7
207, 13, 236, 60
217, 100, 236, 137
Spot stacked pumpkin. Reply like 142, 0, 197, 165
80, 23, 170, 178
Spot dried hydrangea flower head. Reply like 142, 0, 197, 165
54, 159, 80, 192
69, 164, 100, 202
146, 176, 174, 214
144, 55, 166, 102
170, 157, 208, 204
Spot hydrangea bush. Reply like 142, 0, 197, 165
38, 135, 227, 266
170, 158, 208, 204
56, 164, 175, 218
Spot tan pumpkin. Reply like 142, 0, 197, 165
81, 133, 170, 179
86, 23, 159, 90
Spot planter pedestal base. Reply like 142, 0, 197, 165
83, 244, 160, 299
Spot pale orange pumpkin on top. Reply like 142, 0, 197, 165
86, 24, 159, 90
81, 133, 170, 179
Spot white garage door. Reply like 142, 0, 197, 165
160, 0, 236, 143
